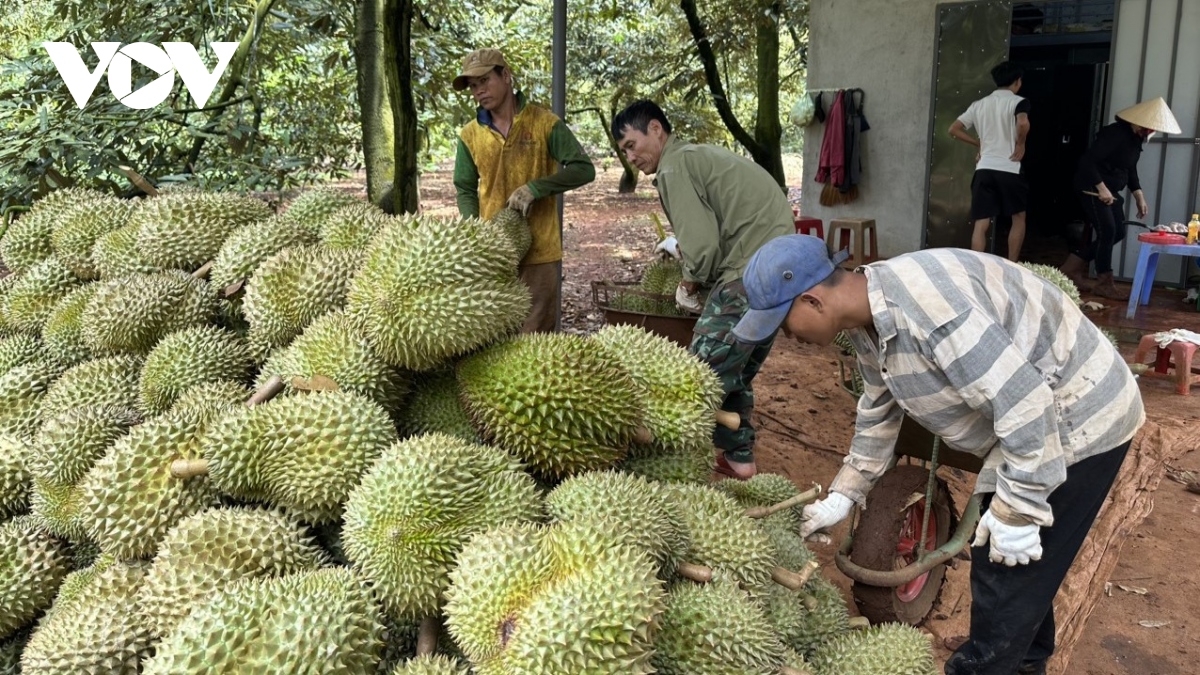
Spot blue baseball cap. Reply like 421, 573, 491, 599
733, 234, 849, 344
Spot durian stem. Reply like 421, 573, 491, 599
848, 616, 871, 630
743, 484, 822, 519
170, 458, 210, 479
191, 261, 213, 280
714, 409, 742, 430
223, 279, 246, 298
779, 667, 814, 675
631, 426, 654, 445
416, 616, 439, 657
794, 559, 820, 587
800, 592, 818, 610
771, 566, 807, 591
676, 561, 714, 583
247, 376, 285, 407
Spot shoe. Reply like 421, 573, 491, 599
1091, 272, 1126, 300
714, 454, 757, 480
1017, 661, 1047, 675
1059, 253, 1091, 290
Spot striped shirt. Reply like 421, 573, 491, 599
832, 249, 1144, 527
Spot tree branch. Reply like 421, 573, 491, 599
678, 0, 759, 155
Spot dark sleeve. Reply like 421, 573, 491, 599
1128, 151, 1142, 192
452, 138, 480, 218
1015, 99, 1031, 116
1077, 126, 1120, 189
527, 120, 596, 199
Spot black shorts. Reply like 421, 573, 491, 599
970, 169, 1028, 220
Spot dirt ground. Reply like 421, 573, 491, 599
415, 162, 1200, 674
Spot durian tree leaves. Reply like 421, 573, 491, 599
343, 434, 543, 622
0, 516, 71, 640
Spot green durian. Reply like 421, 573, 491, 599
0, 360, 65, 438
168, 380, 249, 415
809, 622, 936, 675
1, 189, 105, 274
317, 202, 394, 250
1021, 262, 1082, 306
38, 355, 142, 422
91, 224, 159, 279
0, 435, 31, 519
2, 257, 81, 335
138, 326, 251, 414
401, 369, 478, 441
131, 191, 271, 272
716, 472, 810, 532
280, 188, 364, 236
0, 516, 70, 640
40, 283, 99, 367
0, 333, 47, 376
768, 575, 852, 657
390, 654, 471, 675
0, 628, 28, 675
49, 195, 133, 280
81, 271, 216, 355
619, 442, 715, 485
482, 208, 532, 264
652, 579, 787, 675
209, 214, 317, 291
666, 483, 777, 598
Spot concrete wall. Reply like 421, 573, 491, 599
802, 0, 940, 258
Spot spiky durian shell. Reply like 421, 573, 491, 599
1021, 262, 1082, 306
0, 516, 71, 640
29, 405, 141, 541
49, 195, 134, 280
0, 360, 65, 439
137, 326, 251, 415
280, 188, 364, 236
715, 472, 808, 532
209, 214, 317, 291
457, 334, 642, 479
40, 283, 99, 367
317, 202, 394, 250
0, 628, 28, 674
136, 507, 328, 639
343, 434, 543, 622
401, 369, 478, 441
256, 310, 409, 416
482, 208, 532, 264
242, 244, 363, 360
2, 257, 81, 335
198, 390, 397, 524
768, 574, 851, 656
444, 522, 665, 675
651, 579, 787, 675
1, 189, 105, 274
91, 224, 159, 279
665, 484, 776, 598
0, 333, 48, 377
390, 654, 472, 675
81, 271, 216, 356
168, 380, 249, 415
131, 192, 271, 272
0, 435, 31, 520
809, 622, 937, 675
641, 257, 684, 296
77, 406, 223, 560
19, 556, 152, 674
38, 355, 142, 422
346, 217, 530, 372
142, 568, 385, 674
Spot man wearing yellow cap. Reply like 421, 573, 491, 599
452, 48, 596, 333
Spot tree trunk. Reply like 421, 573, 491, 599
385, 0, 419, 214
571, 105, 639, 194
355, 0, 395, 209
752, 0, 786, 187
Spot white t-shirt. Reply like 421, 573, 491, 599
957, 89, 1029, 174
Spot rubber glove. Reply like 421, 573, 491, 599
506, 185, 536, 216
674, 282, 704, 314
799, 492, 855, 539
655, 236, 681, 260
972, 507, 1043, 567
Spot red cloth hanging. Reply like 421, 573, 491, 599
815, 90, 846, 186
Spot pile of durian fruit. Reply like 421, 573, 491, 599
0, 187, 936, 675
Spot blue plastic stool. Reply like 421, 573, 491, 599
1125, 241, 1200, 318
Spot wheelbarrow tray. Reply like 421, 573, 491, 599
591, 280, 698, 349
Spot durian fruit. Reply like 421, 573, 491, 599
482, 208, 532, 263
0, 333, 47, 376
402, 369, 479, 441
0, 275, 20, 339
317, 202, 394, 250
0, 628, 29, 675
77, 406, 223, 560
0, 435, 31, 519
209, 214, 317, 291
592, 325, 723, 452
768, 575, 851, 657
761, 517, 818, 573
343, 434, 543, 622
49, 195, 134, 280
611, 258, 687, 316
280, 188, 364, 236
40, 283, 99, 367
256, 310, 409, 415
131, 191, 271, 272
142, 568, 385, 674
808, 622, 936, 675
81, 271, 216, 356
652, 579, 788, 675
168, 380, 249, 415
716, 473, 809, 532
444, 522, 665, 675
0, 516, 71, 640
241, 245, 363, 359
457, 334, 643, 479
0, 360, 65, 439
346, 218, 531, 372
29, 405, 141, 541
136, 507, 328, 638
91, 224, 158, 278
1, 188, 105, 275
2, 257, 82, 335
783, 647, 815, 673
620, 442, 714, 485
391, 654, 471, 675
138, 326, 251, 414
190, 390, 398, 524
1021, 262, 1082, 306
19, 556, 152, 674
38, 355, 142, 422
666, 483, 776, 598
546, 471, 687, 578
642, 257, 684, 296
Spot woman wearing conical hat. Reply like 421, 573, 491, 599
1060, 97, 1180, 299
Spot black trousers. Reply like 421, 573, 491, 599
944, 440, 1132, 675
1072, 193, 1126, 276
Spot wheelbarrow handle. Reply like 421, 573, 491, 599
834, 493, 982, 588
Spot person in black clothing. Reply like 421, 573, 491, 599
1060, 97, 1180, 298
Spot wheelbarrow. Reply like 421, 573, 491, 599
831, 347, 984, 626
591, 280, 698, 349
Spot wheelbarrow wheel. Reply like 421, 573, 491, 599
849, 464, 956, 626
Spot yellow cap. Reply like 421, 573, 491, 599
452, 49, 509, 91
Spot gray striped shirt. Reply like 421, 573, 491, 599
832, 249, 1144, 526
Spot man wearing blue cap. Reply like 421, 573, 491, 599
733, 235, 1144, 675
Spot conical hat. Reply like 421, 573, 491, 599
1116, 97, 1181, 134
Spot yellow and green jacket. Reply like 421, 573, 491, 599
454, 92, 595, 265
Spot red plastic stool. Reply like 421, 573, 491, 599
1133, 335, 1200, 395
794, 217, 824, 240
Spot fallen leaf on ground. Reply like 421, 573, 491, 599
1138, 620, 1170, 628
1117, 584, 1149, 595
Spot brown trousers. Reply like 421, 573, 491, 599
519, 261, 561, 333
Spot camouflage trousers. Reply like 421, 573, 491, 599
689, 279, 775, 463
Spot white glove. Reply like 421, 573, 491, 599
506, 185, 536, 216
674, 283, 704, 314
655, 236, 681, 260
799, 492, 855, 539
972, 508, 1043, 567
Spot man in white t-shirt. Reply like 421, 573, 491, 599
949, 62, 1032, 262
